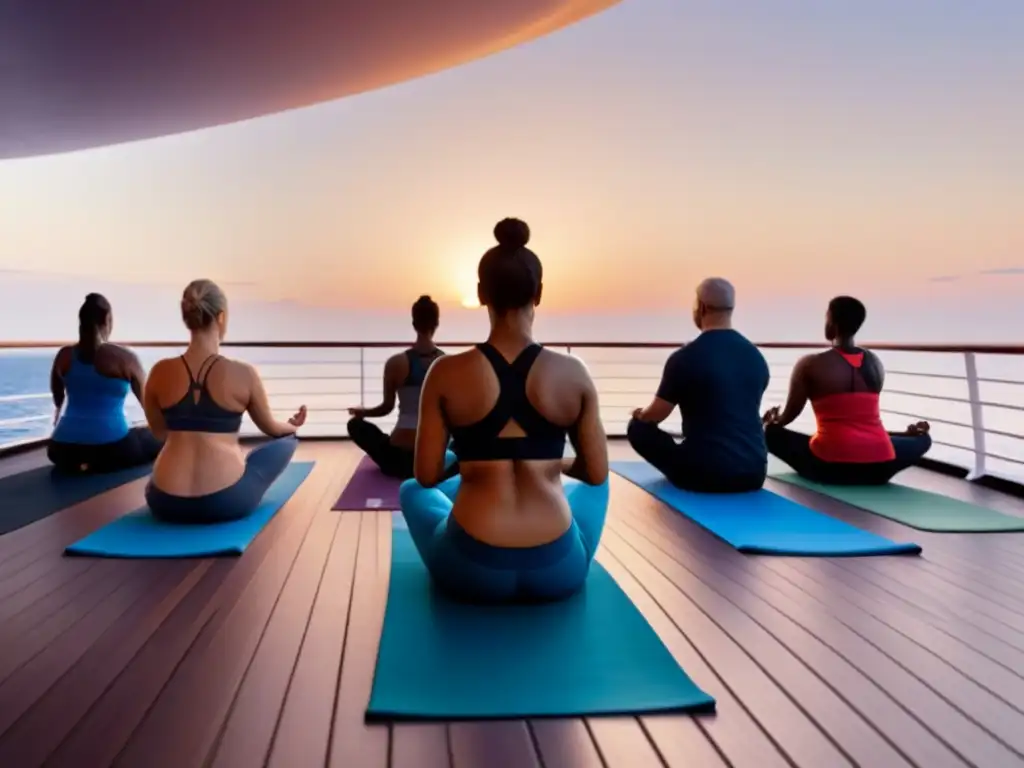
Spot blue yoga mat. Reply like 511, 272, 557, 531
64, 462, 314, 558
367, 517, 715, 720
612, 461, 920, 557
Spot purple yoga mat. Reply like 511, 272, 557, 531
332, 455, 402, 511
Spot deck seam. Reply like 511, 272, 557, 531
324, 511, 368, 765
605, 525, 865, 767
597, 546, 800, 768
765, 559, 1024, 686
611, 496, 1016, 764
203, 474, 343, 767
610, 517, 952, 767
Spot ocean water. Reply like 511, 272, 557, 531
2, 345, 1023, 482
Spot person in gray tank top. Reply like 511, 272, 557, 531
347, 295, 450, 479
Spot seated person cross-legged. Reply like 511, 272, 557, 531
48, 293, 163, 473
142, 279, 307, 524
348, 295, 450, 480
627, 277, 770, 493
764, 295, 932, 485
399, 218, 610, 604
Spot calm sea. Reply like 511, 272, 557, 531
2, 346, 1022, 482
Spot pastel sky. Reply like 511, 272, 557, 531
1, 0, 1022, 342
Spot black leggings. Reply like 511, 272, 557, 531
48, 427, 163, 475
765, 425, 932, 485
347, 418, 415, 479
626, 418, 766, 493
145, 436, 297, 524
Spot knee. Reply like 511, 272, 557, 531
399, 477, 426, 508
346, 417, 363, 438
626, 417, 648, 446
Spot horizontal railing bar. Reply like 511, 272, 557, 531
2, 340, 1023, 354
885, 370, 965, 381
0, 393, 51, 403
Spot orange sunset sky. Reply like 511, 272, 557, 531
0, 0, 1022, 341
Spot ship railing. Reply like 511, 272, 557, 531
1, 341, 1022, 484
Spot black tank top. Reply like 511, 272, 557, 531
448, 343, 567, 462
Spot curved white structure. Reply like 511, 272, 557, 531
0, 0, 619, 159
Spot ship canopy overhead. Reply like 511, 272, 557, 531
0, 0, 619, 160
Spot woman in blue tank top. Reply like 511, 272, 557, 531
399, 219, 610, 603
48, 294, 163, 474
346, 295, 456, 479
142, 280, 307, 524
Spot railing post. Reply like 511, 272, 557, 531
359, 347, 366, 406
963, 351, 987, 481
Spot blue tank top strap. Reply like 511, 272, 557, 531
449, 342, 567, 462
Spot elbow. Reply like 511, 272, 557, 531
414, 467, 441, 488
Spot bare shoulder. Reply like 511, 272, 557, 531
542, 348, 594, 388
102, 343, 141, 367
148, 356, 178, 379
51, 345, 73, 375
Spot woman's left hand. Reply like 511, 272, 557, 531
288, 405, 308, 428
762, 406, 780, 426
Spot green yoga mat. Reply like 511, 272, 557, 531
367, 519, 715, 721
771, 471, 1024, 533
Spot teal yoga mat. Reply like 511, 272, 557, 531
0, 462, 153, 536
367, 518, 715, 721
64, 462, 314, 558
612, 461, 921, 556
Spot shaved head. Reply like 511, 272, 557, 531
695, 277, 735, 311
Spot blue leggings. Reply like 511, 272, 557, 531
398, 475, 610, 603
146, 436, 297, 524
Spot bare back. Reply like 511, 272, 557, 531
144, 353, 252, 496
417, 343, 607, 547
803, 348, 885, 401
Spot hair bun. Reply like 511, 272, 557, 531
493, 218, 530, 249
416, 294, 433, 303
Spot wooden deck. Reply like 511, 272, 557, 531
2, 440, 1024, 767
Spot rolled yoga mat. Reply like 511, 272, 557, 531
0, 462, 153, 536
769, 465, 1024, 533
367, 515, 715, 721
64, 462, 314, 558
333, 451, 457, 511
612, 461, 921, 556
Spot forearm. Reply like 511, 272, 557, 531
360, 402, 393, 418
263, 420, 297, 439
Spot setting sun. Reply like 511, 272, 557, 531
460, 295, 481, 309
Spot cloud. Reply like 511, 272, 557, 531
979, 267, 1024, 276
928, 275, 961, 283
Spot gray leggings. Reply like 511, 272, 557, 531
145, 436, 297, 523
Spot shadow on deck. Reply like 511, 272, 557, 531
1, 440, 1024, 767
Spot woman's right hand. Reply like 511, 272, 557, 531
762, 406, 781, 426
288, 405, 308, 428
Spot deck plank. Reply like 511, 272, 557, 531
0, 560, 210, 767
327, 511, 390, 768
267, 510, 363, 768
113, 459, 339, 768
528, 721, 605, 768
207, 509, 342, 767
3, 440, 1024, 767
597, 550, 789, 768
610, 480, 1020, 767
42, 446, 331, 768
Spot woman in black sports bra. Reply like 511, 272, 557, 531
142, 280, 307, 523
399, 218, 609, 603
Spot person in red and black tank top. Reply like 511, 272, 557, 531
762, 296, 932, 485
